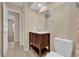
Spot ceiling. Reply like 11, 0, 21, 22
11, 2, 47, 11
31, 2, 46, 11
11, 2, 24, 7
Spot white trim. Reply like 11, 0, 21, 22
21, 14, 25, 48
3, 2, 8, 56
19, 12, 22, 46
0, 48, 1, 56
8, 9, 21, 13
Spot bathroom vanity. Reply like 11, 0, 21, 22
29, 31, 50, 56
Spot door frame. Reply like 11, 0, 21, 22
3, 2, 8, 56
2, 3, 23, 56
8, 15, 15, 42
7, 8, 22, 46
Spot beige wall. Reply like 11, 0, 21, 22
16, 2, 78, 51
0, 3, 2, 56
24, 2, 78, 51
27, 4, 45, 31
6, 2, 22, 11
24, 3, 45, 50
46, 2, 77, 50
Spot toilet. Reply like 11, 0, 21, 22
46, 37, 74, 57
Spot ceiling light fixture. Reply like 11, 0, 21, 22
38, 4, 42, 7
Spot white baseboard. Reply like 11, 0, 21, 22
0, 49, 1, 57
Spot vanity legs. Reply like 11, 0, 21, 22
48, 45, 50, 52
39, 49, 41, 57
48, 33, 50, 52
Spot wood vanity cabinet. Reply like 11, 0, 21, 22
29, 32, 50, 56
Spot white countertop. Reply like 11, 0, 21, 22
30, 30, 50, 34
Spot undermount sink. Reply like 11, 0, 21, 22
30, 30, 50, 34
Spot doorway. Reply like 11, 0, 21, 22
8, 19, 14, 42
5, 11, 26, 57
3, 3, 25, 56
8, 18, 15, 49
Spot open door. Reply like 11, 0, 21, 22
3, 3, 8, 56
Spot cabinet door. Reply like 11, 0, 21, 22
40, 34, 49, 49
35, 34, 40, 48
31, 33, 36, 44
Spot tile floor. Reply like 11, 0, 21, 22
5, 41, 42, 57
5, 41, 28, 57
5, 41, 79, 57
5, 41, 48, 57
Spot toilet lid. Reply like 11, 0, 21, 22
46, 51, 64, 57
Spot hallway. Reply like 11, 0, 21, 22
5, 41, 27, 57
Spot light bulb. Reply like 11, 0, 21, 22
38, 4, 42, 7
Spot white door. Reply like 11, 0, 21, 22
3, 3, 8, 56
